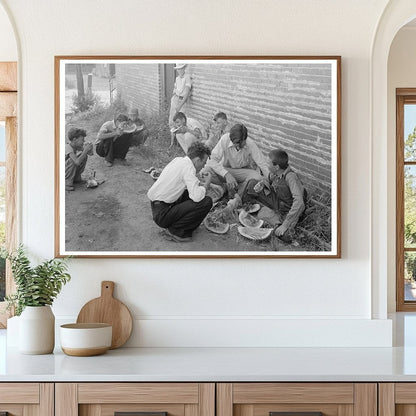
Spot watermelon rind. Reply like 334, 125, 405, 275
237, 226, 273, 241
238, 210, 263, 228
204, 218, 230, 234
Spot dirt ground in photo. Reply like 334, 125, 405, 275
64, 144, 297, 253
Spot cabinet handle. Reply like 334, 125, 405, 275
270, 413, 323, 416
115, 412, 168, 416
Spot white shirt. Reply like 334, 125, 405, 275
206, 133, 270, 178
173, 73, 192, 97
147, 156, 206, 203
186, 117, 207, 139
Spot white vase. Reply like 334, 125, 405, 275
19, 306, 55, 354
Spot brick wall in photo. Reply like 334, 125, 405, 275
116, 63, 162, 116
186, 63, 334, 194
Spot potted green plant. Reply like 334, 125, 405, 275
4, 245, 71, 354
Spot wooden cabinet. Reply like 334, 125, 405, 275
217, 383, 377, 416
55, 383, 215, 416
379, 383, 416, 416
0, 380, 409, 416
0, 383, 53, 415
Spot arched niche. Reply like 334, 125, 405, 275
371, 0, 416, 318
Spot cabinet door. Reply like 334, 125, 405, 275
0, 383, 53, 415
55, 383, 215, 416
217, 383, 377, 416
379, 383, 416, 416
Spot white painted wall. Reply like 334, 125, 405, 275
387, 26, 416, 312
0, 2, 16, 61
0, 0, 395, 347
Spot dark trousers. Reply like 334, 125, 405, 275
131, 129, 149, 146
96, 133, 132, 163
244, 179, 279, 210
151, 191, 213, 238
65, 156, 87, 186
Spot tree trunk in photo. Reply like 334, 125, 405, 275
76, 64, 84, 99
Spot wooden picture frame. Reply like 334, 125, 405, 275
55, 56, 341, 258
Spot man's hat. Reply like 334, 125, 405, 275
174, 63, 187, 70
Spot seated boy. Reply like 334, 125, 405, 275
204, 111, 229, 149
170, 112, 206, 153
244, 149, 306, 242
65, 127, 93, 191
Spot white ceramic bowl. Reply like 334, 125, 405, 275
60, 323, 112, 356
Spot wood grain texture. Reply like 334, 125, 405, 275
39, 383, 54, 416
0, 405, 24, 416
233, 383, 354, 404
62, 346, 109, 357
199, 384, 215, 416
252, 403, 338, 416
217, 384, 233, 416
185, 403, 198, 416
0, 62, 17, 91
337, 404, 354, 416
55, 383, 78, 416
397, 93, 406, 311
396, 404, 416, 416
0, 92, 16, 120
84, 403, 185, 416
76, 281, 133, 348
396, 89, 416, 311
54, 56, 61, 258
0, 383, 39, 403
0, 116, 17, 327
354, 383, 377, 416
5, 116, 17, 297
78, 383, 199, 404
79, 404, 101, 416
395, 383, 416, 403
379, 383, 395, 416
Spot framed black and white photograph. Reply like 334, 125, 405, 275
55, 56, 341, 258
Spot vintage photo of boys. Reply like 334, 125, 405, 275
56, 57, 340, 257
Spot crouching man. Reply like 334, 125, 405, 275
244, 149, 306, 243
147, 142, 213, 242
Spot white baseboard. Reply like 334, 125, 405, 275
54, 317, 394, 348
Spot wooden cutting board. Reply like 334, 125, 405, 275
76, 281, 133, 349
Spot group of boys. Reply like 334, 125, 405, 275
65, 108, 149, 191
148, 116, 306, 244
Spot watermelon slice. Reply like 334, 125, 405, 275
237, 226, 273, 241
204, 217, 230, 234
244, 202, 261, 214
238, 210, 263, 228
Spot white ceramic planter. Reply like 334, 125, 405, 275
19, 305, 55, 354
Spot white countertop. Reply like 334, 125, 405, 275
3, 313, 416, 382
2, 346, 416, 382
